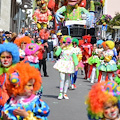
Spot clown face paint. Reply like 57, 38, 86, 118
20, 42, 27, 50
103, 102, 119, 119
0, 52, 12, 68
68, 0, 80, 6
23, 79, 35, 97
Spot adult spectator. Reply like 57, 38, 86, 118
10, 32, 17, 43
5, 31, 11, 42
38, 40, 49, 77
47, 36, 54, 61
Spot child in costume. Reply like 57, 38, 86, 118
70, 38, 82, 89
53, 36, 78, 100
98, 41, 117, 82
1, 62, 50, 120
81, 35, 93, 79
115, 52, 120, 84
87, 40, 103, 83
14, 36, 31, 61
0, 43, 19, 117
24, 43, 40, 70
78, 40, 84, 75
86, 81, 120, 120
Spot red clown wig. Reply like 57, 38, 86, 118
6, 62, 42, 97
83, 35, 92, 43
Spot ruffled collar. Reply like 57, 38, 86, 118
0, 64, 15, 75
10, 94, 38, 106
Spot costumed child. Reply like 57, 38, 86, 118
1, 62, 50, 120
14, 36, 31, 61
115, 52, 120, 85
98, 41, 117, 82
53, 36, 78, 100
86, 81, 120, 120
78, 40, 84, 75
70, 38, 82, 89
87, 40, 103, 83
24, 43, 40, 70
81, 35, 93, 79
0, 43, 19, 117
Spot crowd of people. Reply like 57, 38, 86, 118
0, 27, 120, 120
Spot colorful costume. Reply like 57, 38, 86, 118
115, 60, 120, 84
53, 36, 78, 99
81, 35, 93, 79
86, 81, 120, 120
87, 40, 103, 83
70, 38, 82, 89
14, 36, 31, 61
0, 43, 19, 117
98, 41, 117, 82
1, 62, 49, 120
33, 0, 52, 30
24, 43, 40, 70
55, 0, 90, 23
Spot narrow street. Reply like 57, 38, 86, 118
41, 61, 92, 120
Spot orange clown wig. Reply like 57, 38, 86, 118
14, 36, 31, 47
86, 81, 119, 119
6, 62, 42, 97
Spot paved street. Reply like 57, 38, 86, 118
41, 61, 92, 120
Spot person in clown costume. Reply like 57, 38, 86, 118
81, 35, 93, 79
24, 43, 40, 70
98, 41, 117, 82
86, 81, 120, 120
1, 62, 50, 120
0, 43, 19, 117
53, 36, 78, 100
87, 40, 103, 83
14, 36, 31, 61
70, 38, 82, 89
32, 0, 52, 31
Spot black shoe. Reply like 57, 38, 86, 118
44, 75, 49, 77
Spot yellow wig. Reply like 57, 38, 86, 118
105, 41, 115, 49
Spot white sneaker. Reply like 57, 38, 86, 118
91, 79, 94, 84
87, 78, 90, 81
69, 84, 74, 90
63, 94, 69, 99
58, 93, 63, 100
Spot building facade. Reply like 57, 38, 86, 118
103, 0, 120, 17
0, 0, 11, 31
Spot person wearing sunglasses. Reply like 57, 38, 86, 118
53, 36, 78, 100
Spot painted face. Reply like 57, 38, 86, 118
72, 42, 77, 47
0, 52, 12, 68
68, 0, 80, 6
24, 79, 35, 97
21, 42, 27, 50
103, 102, 119, 119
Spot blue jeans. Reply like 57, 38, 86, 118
47, 51, 53, 61
70, 71, 78, 84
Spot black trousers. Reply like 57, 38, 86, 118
39, 58, 47, 76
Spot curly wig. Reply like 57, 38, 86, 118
14, 36, 31, 47
83, 35, 92, 43
6, 62, 42, 96
25, 43, 40, 55
72, 38, 79, 46
105, 40, 115, 50
86, 81, 118, 119
97, 40, 103, 46
0, 43, 19, 64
